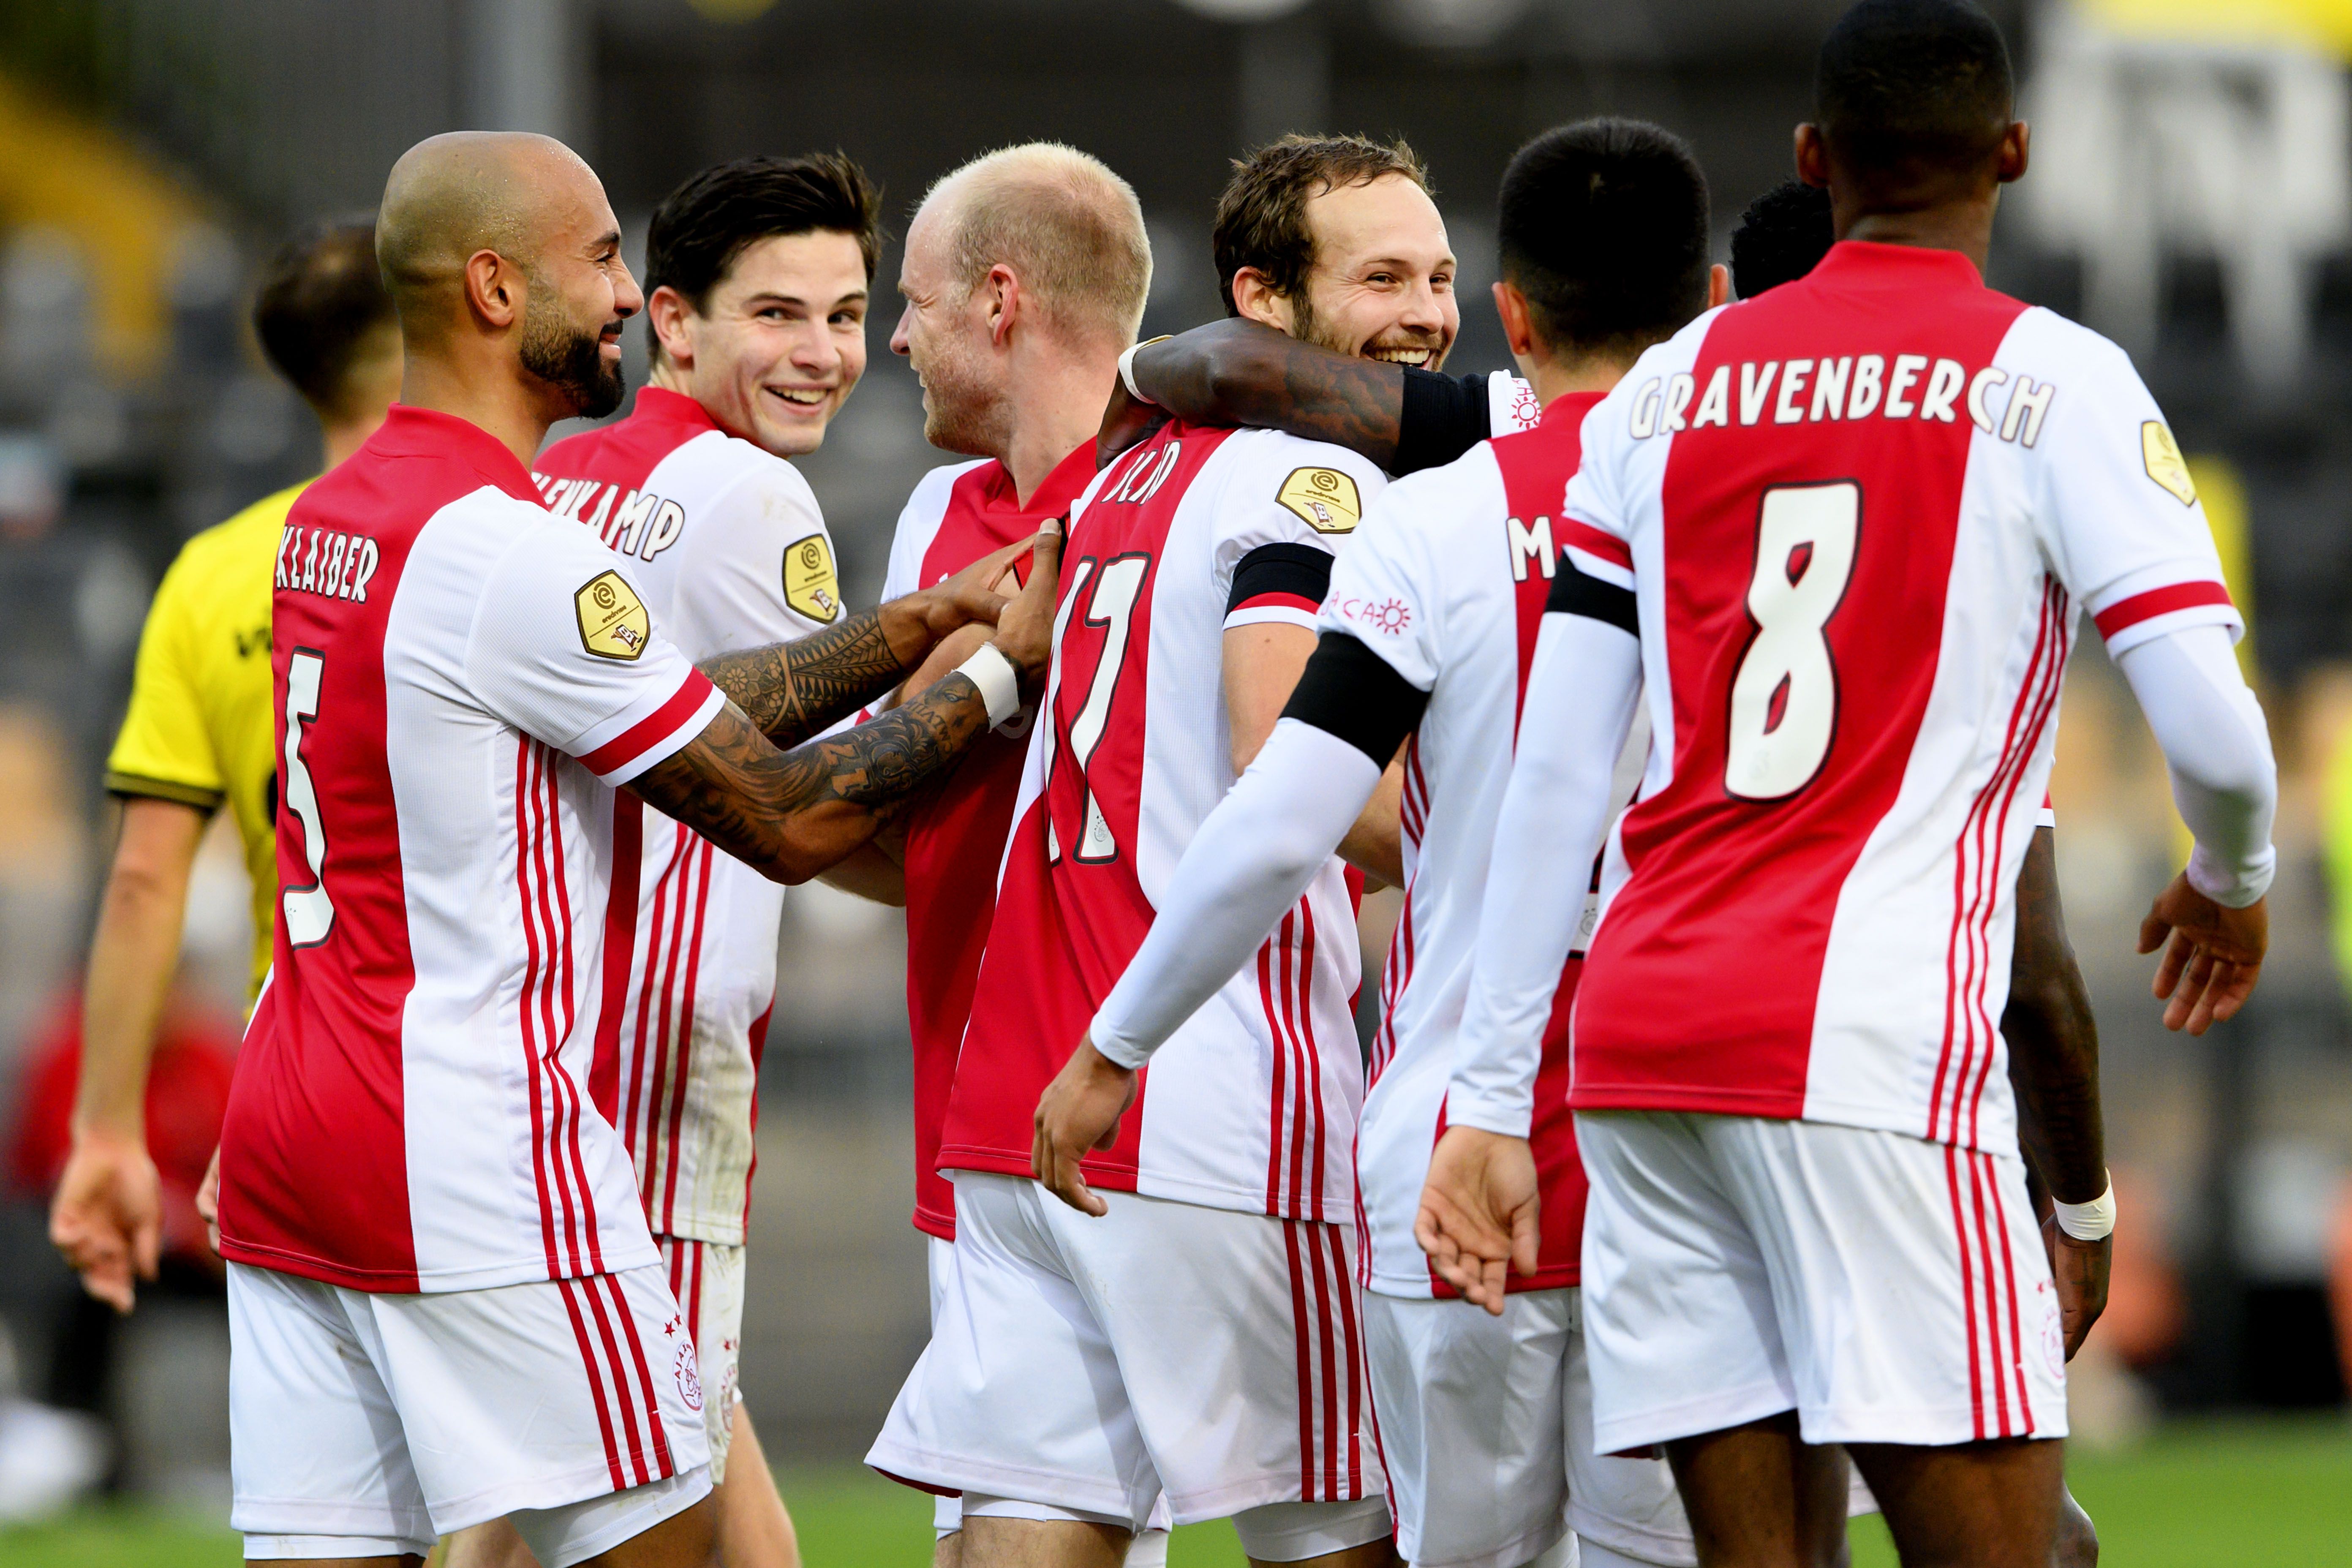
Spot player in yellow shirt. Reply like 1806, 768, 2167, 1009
50, 220, 402, 1311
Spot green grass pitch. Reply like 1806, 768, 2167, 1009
4, 1417, 2345, 1566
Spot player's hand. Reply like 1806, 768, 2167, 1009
988, 519, 1063, 696
885, 534, 1033, 657
2044, 1220, 2110, 1361
1413, 1126, 1540, 1316
1032, 1034, 1137, 1217
1096, 380, 1169, 471
196, 1144, 222, 1257
49, 1125, 163, 1313
2137, 873, 2266, 1034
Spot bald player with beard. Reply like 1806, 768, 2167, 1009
216, 131, 1059, 1568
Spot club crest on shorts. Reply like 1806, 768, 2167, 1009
675, 1340, 704, 1411
1277, 466, 1361, 534
784, 533, 843, 622
574, 570, 650, 660
2140, 421, 2197, 506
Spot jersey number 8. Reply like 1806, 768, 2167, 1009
1725, 482, 1859, 801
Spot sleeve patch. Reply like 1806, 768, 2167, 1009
784, 533, 843, 623
2141, 422, 2197, 506
575, 570, 651, 661
1228, 541, 1335, 616
1544, 554, 1639, 637
1277, 467, 1363, 534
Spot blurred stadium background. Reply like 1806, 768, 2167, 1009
0, 0, 2347, 1560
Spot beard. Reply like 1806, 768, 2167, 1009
914, 327, 1005, 458
520, 294, 624, 419
1289, 289, 1449, 371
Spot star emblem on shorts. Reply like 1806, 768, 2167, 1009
664, 1314, 682, 1338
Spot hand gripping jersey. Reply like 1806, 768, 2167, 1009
106, 482, 303, 997
534, 386, 844, 1246
1331, 393, 1603, 1298
875, 444, 1097, 1241
1561, 241, 2240, 1154
939, 422, 1388, 1220
218, 406, 723, 1293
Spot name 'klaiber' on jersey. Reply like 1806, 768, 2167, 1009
1556, 240, 2240, 1156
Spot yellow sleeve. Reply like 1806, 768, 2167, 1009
105, 547, 225, 811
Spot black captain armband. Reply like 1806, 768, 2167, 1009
1228, 542, 1334, 619
1395, 369, 1492, 477
1281, 631, 1431, 765
1544, 554, 1639, 638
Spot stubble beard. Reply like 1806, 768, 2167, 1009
520, 296, 624, 421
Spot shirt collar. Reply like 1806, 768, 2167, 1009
627, 384, 724, 436
1805, 239, 1984, 291
369, 405, 539, 496
988, 441, 1100, 518
1541, 389, 1608, 428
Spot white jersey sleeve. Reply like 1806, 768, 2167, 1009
1210, 433, 1390, 631
664, 460, 844, 656
465, 515, 722, 787
1318, 466, 1450, 690
1489, 372, 1544, 436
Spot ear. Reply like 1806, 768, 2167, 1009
647, 285, 697, 369
1229, 268, 1293, 335
1708, 264, 1731, 309
1794, 124, 1830, 189
1492, 278, 1538, 360
1998, 121, 2030, 186
465, 249, 523, 329
985, 263, 1021, 349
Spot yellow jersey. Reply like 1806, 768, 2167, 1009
104, 482, 300, 997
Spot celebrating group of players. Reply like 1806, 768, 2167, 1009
46, 0, 2282, 1565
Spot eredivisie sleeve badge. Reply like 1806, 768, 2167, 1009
1277, 467, 1361, 534
2140, 422, 2197, 506
784, 533, 843, 622
575, 570, 651, 659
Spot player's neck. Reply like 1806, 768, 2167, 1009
319, 418, 376, 472
1000, 351, 1118, 507
399, 354, 558, 470
1836, 199, 1996, 273
1527, 357, 1631, 406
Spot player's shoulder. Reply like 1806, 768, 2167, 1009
1371, 440, 1504, 540
1992, 302, 2138, 380
174, 480, 305, 580
1209, 427, 1386, 528
899, 457, 996, 524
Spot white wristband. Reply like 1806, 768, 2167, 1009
956, 642, 1022, 730
1118, 335, 1170, 405
2052, 1175, 2115, 1242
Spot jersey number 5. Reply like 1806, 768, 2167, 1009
1725, 482, 1859, 801
1052, 553, 1150, 865
280, 648, 335, 946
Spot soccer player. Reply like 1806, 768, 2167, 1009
1426, 5, 2272, 1565
847, 142, 1165, 1568
529, 151, 887, 1568
217, 131, 1056, 1568
1067, 119, 1721, 1568
50, 220, 400, 1312
869, 134, 1453, 1568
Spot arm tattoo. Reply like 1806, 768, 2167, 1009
631, 674, 989, 883
696, 608, 911, 748
2001, 828, 2107, 1202
1139, 320, 1403, 470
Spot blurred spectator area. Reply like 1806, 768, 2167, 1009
0, 0, 2348, 1466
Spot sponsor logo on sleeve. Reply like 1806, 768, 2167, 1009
784, 533, 843, 623
574, 570, 650, 660
1277, 466, 1362, 534
1333, 593, 1413, 635
2141, 421, 2198, 506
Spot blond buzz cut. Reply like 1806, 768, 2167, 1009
924, 143, 1152, 347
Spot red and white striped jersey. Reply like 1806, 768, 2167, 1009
218, 406, 722, 1293
534, 387, 842, 1246
876, 444, 1097, 1241
1327, 394, 1603, 1299
939, 421, 1388, 1222
1561, 241, 2240, 1153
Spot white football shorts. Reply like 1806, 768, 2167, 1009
657, 1235, 744, 1484
869, 1173, 1388, 1542
1576, 1112, 2068, 1453
1365, 1289, 1693, 1568
229, 1260, 711, 1565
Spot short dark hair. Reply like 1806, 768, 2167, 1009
1213, 134, 1431, 317
644, 152, 885, 318
1495, 119, 1710, 362
1730, 180, 1835, 299
1816, 0, 2013, 177
252, 220, 397, 422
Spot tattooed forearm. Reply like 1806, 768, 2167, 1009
1136, 319, 1403, 470
2001, 827, 2107, 1203
697, 610, 912, 749
631, 676, 990, 884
